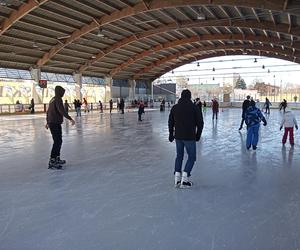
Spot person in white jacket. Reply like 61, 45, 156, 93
280, 109, 298, 146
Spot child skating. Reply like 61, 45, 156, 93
280, 108, 298, 146
245, 100, 267, 150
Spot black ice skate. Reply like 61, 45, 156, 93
56, 156, 66, 165
48, 158, 63, 170
180, 172, 193, 188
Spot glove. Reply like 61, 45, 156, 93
296, 125, 298, 130
169, 133, 174, 142
280, 126, 282, 131
263, 121, 267, 126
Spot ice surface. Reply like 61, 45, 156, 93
1, 108, 300, 250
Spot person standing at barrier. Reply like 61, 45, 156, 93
30, 98, 35, 114
245, 100, 267, 150
280, 107, 298, 146
211, 98, 219, 120
239, 95, 251, 130
168, 89, 204, 188
45, 86, 75, 169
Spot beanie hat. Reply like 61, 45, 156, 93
181, 89, 191, 99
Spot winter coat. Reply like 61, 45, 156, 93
212, 100, 219, 113
138, 103, 145, 114
280, 111, 298, 128
245, 106, 266, 127
46, 86, 72, 124
168, 98, 204, 140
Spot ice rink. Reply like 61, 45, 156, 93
1, 108, 300, 250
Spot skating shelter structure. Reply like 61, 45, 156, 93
2, 1, 300, 249
0, 0, 300, 100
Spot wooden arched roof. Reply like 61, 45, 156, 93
0, 0, 299, 80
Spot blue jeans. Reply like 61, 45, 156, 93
76, 107, 81, 117
246, 124, 260, 148
175, 140, 196, 176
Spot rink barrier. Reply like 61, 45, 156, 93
1, 101, 300, 115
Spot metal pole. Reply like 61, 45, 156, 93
151, 81, 153, 101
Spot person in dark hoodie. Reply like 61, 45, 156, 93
239, 95, 251, 130
138, 100, 145, 121
245, 100, 267, 150
168, 89, 204, 188
45, 86, 75, 169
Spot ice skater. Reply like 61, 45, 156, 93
239, 95, 251, 130
279, 99, 287, 112
138, 101, 145, 121
245, 100, 267, 150
99, 100, 103, 113
30, 98, 35, 114
119, 98, 125, 114
264, 97, 271, 114
64, 100, 71, 115
168, 89, 204, 188
109, 99, 113, 114
45, 86, 75, 169
280, 107, 298, 146
83, 98, 89, 113
211, 98, 219, 120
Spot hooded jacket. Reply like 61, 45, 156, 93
280, 110, 298, 128
168, 98, 204, 140
245, 105, 266, 127
46, 86, 72, 124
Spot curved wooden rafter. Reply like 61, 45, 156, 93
79, 19, 298, 73
36, 0, 288, 67
152, 50, 299, 80
133, 44, 298, 79
110, 34, 300, 76
0, 0, 49, 36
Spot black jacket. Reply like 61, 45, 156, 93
242, 99, 251, 114
46, 86, 72, 124
168, 98, 204, 140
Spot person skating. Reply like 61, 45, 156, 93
211, 98, 219, 120
280, 107, 298, 146
279, 99, 287, 112
119, 98, 125, 114
83, 97, 89, 113
168, 89, 204, 188
195, 98, 202, 113
99, 100, 103, 113
245, 100, 267, 150
138, 101, 145, 121
64, 100, 71, 115
109, 99, 113, 114
239, 95, 251, 130
264, 97, 271, 114
203, 101, 207, 112
45, 86, 75, 169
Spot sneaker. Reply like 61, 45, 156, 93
252, 145, 257, 150
56, 156, 66, 165
48, 158, 62, 170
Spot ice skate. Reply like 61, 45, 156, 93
180, 172, 193, 188
174, 172, 181, 188
56, 156, 66, 165
48, 158, 63, 170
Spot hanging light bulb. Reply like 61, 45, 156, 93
213, 77, 215, 81
197, 62, 200, 67
268, 69, 270, 73
212, 67, 215, 72
187, 78, 189, 81
262, 65, 265, 69
171, 70, 174, 74
254, 58, 257, 63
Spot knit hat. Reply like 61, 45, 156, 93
181, 89, 191, 99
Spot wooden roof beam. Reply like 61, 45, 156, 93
78, 19, 298, 72
0, 0, 49, 36
135, 46, 297, 79
111, 34, 297, 76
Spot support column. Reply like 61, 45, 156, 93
128, 79, 136, 100
104, 76, 112, 102
30, 67, 42, 103
73, 72, 82, 101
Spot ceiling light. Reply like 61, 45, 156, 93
242, 49, 247, 55
254, 58, 257, 63
213, 77, 215, 81
197, 62, 200, 67
262, 65, 265, 69
91, 55, 96, 59
57, 35, 71, 40
197, 7, 206, 20
172, 70, 174, 74
212, 67, 215, 71
32, 42, 39, 48
97, 28, 105, 37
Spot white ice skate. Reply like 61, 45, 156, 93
174, 172, 181, 188
180, 172, 193, 188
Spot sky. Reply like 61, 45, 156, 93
160, 55, 300, 88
